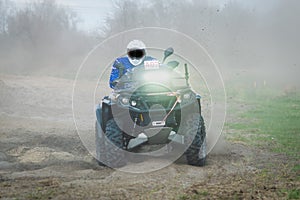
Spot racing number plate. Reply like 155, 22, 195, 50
152, 121, 166, 126
144, 60, 160, 70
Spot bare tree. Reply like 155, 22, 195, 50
7, 0, 78, 42
0, 0, 92, 75
0, 0, 15, 34
103, 0, 142, 36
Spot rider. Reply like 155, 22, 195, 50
96, 40, 156, 132
109, 40, 156, 89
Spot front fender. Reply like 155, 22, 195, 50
95, 104, 102, 127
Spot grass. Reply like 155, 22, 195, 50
288, 189, 300, 199
226, 85, 300, 160
225, 85, 300, 199
177, 83, 300, 200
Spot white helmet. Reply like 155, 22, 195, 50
127, 40, 146, 66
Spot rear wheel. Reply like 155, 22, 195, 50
183, 113, 206, 166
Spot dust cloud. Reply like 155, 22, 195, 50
1, 0, 299, 85
1, 0, 299, 157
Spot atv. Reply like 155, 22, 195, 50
95, 47, 206, 168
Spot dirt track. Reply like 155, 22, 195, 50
0, 75, 298, 199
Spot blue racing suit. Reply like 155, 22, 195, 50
109, 56, 156, 88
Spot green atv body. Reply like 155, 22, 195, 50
95, 48, 206, 168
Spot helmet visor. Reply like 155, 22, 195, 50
128, 49, 145, 59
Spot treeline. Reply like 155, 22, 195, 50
0, 0, 95, 76
104, 0, 299, 72
0, 0, 299, 80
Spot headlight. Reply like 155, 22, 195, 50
121, 97, 129, 105
131, 100, 137, 106
117, 95, 132, 107
183, 93, 191, 99
181, 92, 196, 106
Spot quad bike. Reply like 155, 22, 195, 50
95, 48, 206, 168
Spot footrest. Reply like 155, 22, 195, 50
127, 135, 148, 150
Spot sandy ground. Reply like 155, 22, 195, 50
0, 74, 298, 199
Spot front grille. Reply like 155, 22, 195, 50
144, 95, 176, 110
130, 95, 176, 111
130, 83, 177, 111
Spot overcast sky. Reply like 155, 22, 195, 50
12, 0, 114, 31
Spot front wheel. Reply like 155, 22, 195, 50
103, 119, 126, 168
183, 113, 207, 166
95, 121, 106, 166
95, 119, 126, 168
